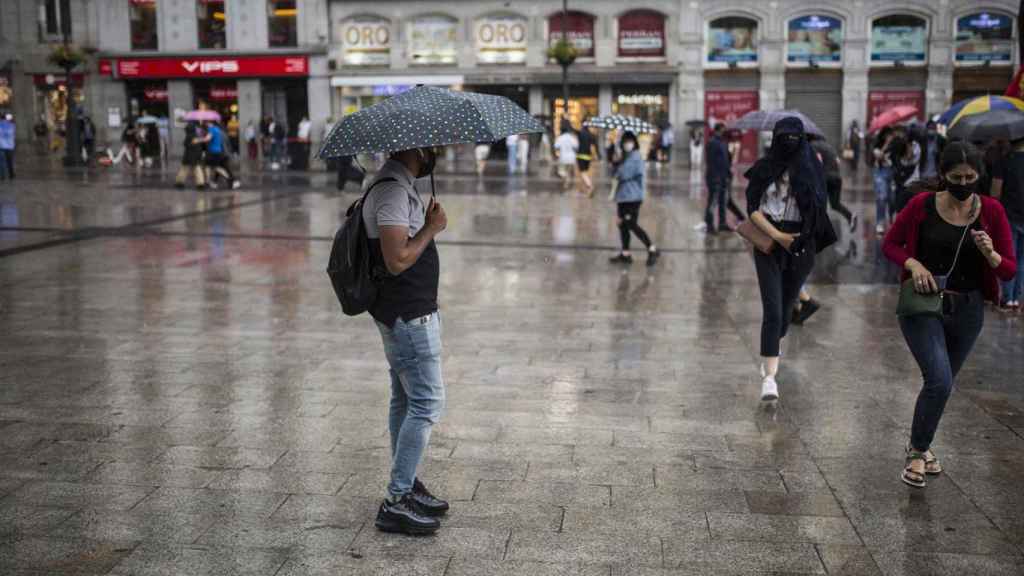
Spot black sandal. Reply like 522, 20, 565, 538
902, 451, 927, 488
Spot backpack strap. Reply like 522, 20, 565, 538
361, 177, 398, 202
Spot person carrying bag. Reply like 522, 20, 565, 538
883, 141, 1017, 488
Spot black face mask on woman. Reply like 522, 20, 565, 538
946, 180, 976, 202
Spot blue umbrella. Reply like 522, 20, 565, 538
318, 86, 543, 158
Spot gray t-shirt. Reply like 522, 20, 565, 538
363, 160, 426, 238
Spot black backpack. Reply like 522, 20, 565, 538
327, 177, 396, 316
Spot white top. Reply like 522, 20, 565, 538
760, 178, 802, 223
506, 134, 519, 147
297, 120, 312, 140
555, 132, 578, 165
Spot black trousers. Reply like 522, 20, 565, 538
617, 201, 652, 251
826, 177, 853, 223
206, 153, 235, 183
705, 176, 728, 230
754, 235, 815, 357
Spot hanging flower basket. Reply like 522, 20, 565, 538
547, 39, 578, 68
47, 44, 87, 70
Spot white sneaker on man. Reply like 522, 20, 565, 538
760, 375, 779, 401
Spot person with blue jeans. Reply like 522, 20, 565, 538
363, 146, 449, 535
0, 114, 15, 180
872, 128, 896, 234
990, 139, 1024, 310
609, 131, 659, 266
883, 142, 1017, 488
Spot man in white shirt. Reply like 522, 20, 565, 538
554, 126, 578, 191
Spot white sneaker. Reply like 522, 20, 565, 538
761, 375, 779, 401
232, 180, 241, 189
875, 223, 885, 235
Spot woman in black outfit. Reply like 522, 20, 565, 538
745, 117, 837, 402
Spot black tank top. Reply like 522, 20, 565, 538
917, 195, 984, 293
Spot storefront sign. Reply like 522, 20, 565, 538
409, 16, 458, 65
209, 86, 238, 101
787, 15, 843, 63
32, 73, 85, 87
143, 87, 168, 101
548, 11, 595, 59
704, 90, 759, 164
340, 16, 390, 66
871, 15, 927, 63
707, 16, 758, 64
115, 55, 308, 78
476, 15, 528, 64
867, 91, 925, 128
372, 85, 410, 96
98, 60, 113, 76
617, 94, 664, 106
618, 10, 666, 58
955, 12, 1013, 64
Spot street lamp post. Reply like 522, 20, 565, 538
561, 0, 569, 116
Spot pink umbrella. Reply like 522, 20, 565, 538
184, 109, 221, 122
869, 105, 918, 133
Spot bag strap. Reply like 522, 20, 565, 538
944, 194, 980, 278
359, 176, 398, 204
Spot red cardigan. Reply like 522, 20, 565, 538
883, 192, 1018, 303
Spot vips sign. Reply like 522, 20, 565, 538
704, 91, 759, 165
341, 16, 391, 66
476, 16, 528, 64
116, 56, 309, 78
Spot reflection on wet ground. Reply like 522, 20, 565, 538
0, 159, 1022, 575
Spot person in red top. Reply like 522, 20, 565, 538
883, 141, 1017, 489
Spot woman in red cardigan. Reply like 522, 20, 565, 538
883, 141, 1017, 488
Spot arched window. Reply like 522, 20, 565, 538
870, 15, 928, 64
408, 14, 458, 66
955, 11, 1014, 65
475, 13, 528, 64
618, 9, 666, 58
786, 14, 843, 65
548, 11, 597, 59
707, 16, 758, 65
339, 15, 391, 66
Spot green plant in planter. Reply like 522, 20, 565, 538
47, 44, 87, 70
548, 39, 578, 67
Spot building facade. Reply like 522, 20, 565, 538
0, 0, 1018, 163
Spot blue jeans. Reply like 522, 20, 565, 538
705, 176, 728, 230
873, 166, 892, 226
376, 312, 445, 499
1001, 223, 1024, 302
508, 149, 517, 173
899, 292, 984, 451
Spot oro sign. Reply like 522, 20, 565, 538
476, 15, 528, 64
341, 16, 391, 66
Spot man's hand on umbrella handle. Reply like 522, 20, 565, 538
426, 198, 447, 234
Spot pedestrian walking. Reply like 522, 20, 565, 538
297, 116, 312, 170
0, 114, 16, 179
362, 147, 450, 535
705, 124, 732, 233
505, 133, 519, 174
744, 117, 836, 402
873, 127, 897, 234
661, 123, 675, 163
473, 141, 491, 176
609, 131, 659, 266
175, 121, 207, 189
892, 129, 922, 213
270, 117, 287, 170
516, 132, 530, 174
920, 121, 945, 179
227, 114, 241, 157
197, 121, 240, 189
106, 122, 139, 166
846, 120, 863, 169
883, 142, 1017, 488
158, 116, 170, 163
724, 132, 748, 225
141, 123, 161, 167
554, 124, 578, 191
689, 128, 704, 168
244, 120, 258, 161
79, 115, 96, 163
33, 115, 49, 156
810, 135, 857, 232
991, 138, 1024, 311
576, 126, 597, 195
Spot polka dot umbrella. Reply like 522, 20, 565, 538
583, 115, 658, 134
317, 86, 544, 159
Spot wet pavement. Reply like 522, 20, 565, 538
1, 157, 1023, 575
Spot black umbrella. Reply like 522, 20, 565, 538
947, 108, 1024, 142
318, 86, 543, 159
583, 115, 657, 134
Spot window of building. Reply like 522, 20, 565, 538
197, 0, 227, 49
38, 0, 72, 41
130, 0, 158, 51
268, 0, 298, 48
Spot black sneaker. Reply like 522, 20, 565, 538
646, 249, 660, 267
795, 299, 820, 325
411, 478, 449, 517
375, 494, 440, 536
609, 253, 633, 264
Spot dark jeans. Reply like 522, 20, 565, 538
899, 291, 984, 452
2, 149, 14, 178
826, 177, 853, 223
705, 175, 728, 230
754, 235, 815, 357
725, 175, 746, 222
617, 201, 652, 251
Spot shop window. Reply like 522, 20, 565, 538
617, 9, 666, 59
130, 0, 158, 51
955, 12, 1013, 65
38, 0, 72, 42
870, 15, 928, 65
706, 16, 758, 65
548, 10, 596, 60
198, 0, 227, 49
268, 0, 298, 48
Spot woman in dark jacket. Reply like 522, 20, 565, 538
883, 141, 1017, 488
745, 117, 836, 402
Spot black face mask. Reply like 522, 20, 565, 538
417, 148, 437, 178
772, 135, 802, 159
946, 180, 976, 201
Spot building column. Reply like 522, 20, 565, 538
842, 38, 870, 141
236, 79, 262, 169
167, 80, 193, 160
528, 85, 543, 116
307, 55, 331, 169
759, 39, 786, 113
598, 84, 613, 117
926, 39, 955, 117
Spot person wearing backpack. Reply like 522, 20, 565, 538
361, 146, 449, 535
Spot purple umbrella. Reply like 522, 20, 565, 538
184, 109, 221, 122
729, 110, 825, 138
